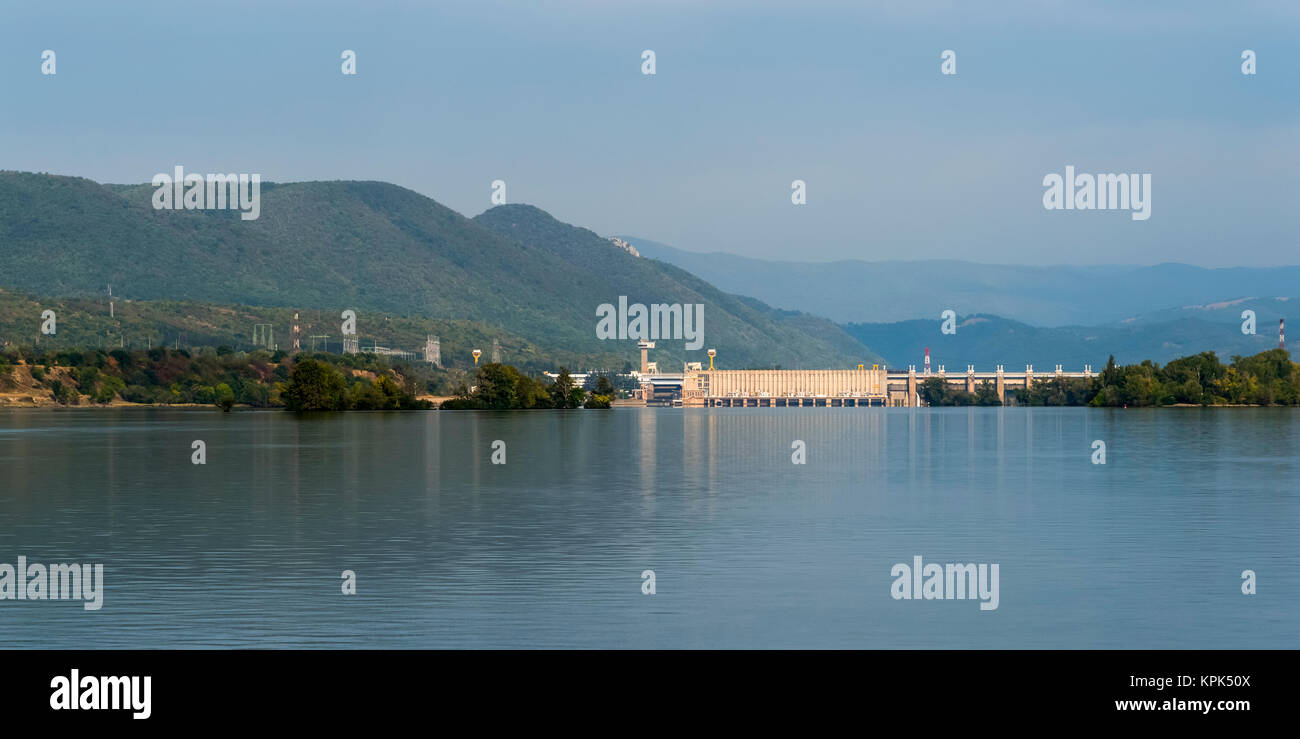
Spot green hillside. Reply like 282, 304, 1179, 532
0, 171, 878, 369
474, 205, 881, 369
0, 287, 573, 373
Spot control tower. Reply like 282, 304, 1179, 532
638, 340, 655, 374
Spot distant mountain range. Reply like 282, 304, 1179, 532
621, 236, 1300, 328
0, 172, 879, 370
620, 235, 1300, 368
844, 296, 1294, 369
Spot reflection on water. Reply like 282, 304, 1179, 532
0, 407, 1295, 648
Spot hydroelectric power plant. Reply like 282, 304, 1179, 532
630, 342, 1094, 407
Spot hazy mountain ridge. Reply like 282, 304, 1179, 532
622, 235, 1300, 327
845, 297, 1296, 369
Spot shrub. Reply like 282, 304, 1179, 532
92, 375, 124, 404
121, 385, 154, 404
76, 366, 99, 393
283, 359, 348, 411
50, 380, 79, 405
583, 394, 613, 409
214, 383, 236, 411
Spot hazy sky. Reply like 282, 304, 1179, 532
2, 0, 1297, 266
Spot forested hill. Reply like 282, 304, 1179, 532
473, 204, 881, 368
0, 171, 879, 369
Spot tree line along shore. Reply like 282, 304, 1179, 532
920, 350, 1300, 407
0, 346, 1297, 410
0, 346, 617, 410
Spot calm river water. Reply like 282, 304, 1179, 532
0, 407, 1294, 648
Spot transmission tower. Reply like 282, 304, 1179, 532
425, 335, 441, 367
252, 324, 275, 349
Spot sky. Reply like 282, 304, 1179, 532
1, 0, 1298, 266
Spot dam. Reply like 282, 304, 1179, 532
629, 340, 1094, 406
641, 365, 1095, 407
